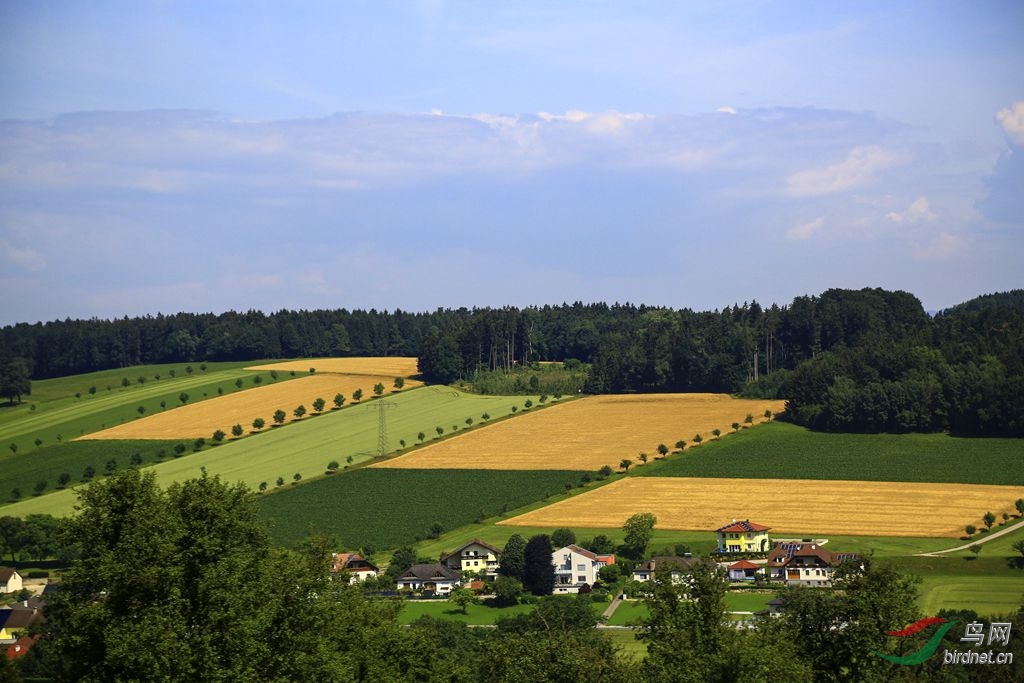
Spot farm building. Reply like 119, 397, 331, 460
715, 519, 771, 553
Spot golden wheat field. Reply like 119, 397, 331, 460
82, 374, 420, 440
373, 393, 786, 471
498, 477, 1023, 538
244, 357, 420, 377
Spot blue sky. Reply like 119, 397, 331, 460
1, 1, 1022, 324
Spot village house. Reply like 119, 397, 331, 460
330, 552, 380, 583
0, 602, 44, 643
766, 542, 861, 587
0, 568, 22, 595
396, 563, 461, 595
715, 520, 771, 553
441, 539, 502, 580
726, 559, 762, 581
552, 545, 615, 594
632, 555, 697, 583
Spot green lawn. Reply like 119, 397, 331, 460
1, 386, 545, 518
638, 421, 1024, 486
259, 468, 587, 549
919, 575, 1024, 617
602, 628, 647, 660
606, 600, 649, 626
398, 600, 535, 625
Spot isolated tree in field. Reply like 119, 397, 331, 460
253, 375, 262, 385
346, 456, 353, 464
186, 365, 194, 375
231, 424, 244, 438
622, 512, 657, 560
312, 398, 326, 413
160, 400, 166, 410
333, 393, 346, 409
276, 476, 285, 487
482, 412, 490, 421
88, 386, 97, 395
193, 438, 205, 451
235, 378, 243, 389
732, 422, 740, 432
465, 417, 473, 426
169, 369, 176, 377
428, 522, 444, 538
551, 528, 576, 548
764, 409, 773, 421
293, 473, 302, 483
35, 438, 42, 448
326, 461, 339, 473
83, 465, 96, 480
693, 433, 703, 446
1016, 498, 1024, 517
1012, 539, 1024, 559
965, 524, 977, 536
294, 405, 307, 419
137, 406, 146, 416
273, 410, 286, 425
258, 481, 267, 492
353, 388, 363, 402
983, 511, 996, 529
253, 417, 265, 431
121, 377, 130, 388
598, 465, 614, 477
105, 459, 117, 475
500, 534, 527, 579
969, 544, 982, 558
417, 432, 426, 442
309, 368, 316, 374
130, 453, 143, 466
210, 430, 225, 443
373, 382, 385, 397
450, 586, 477, 614
435, 426, 444, 437
638, 453, 649, 464
394, 377, 405, 390
179, 392, 189, 405
524, 399, 533, 409
675, 439, 686, 451
711, 428, 721, 439
137, 376, 146, 385
619, 458, 632, 472
744, 413, 754, 425
523, 535, 555, 595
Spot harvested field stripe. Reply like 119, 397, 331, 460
497, 477, 1024, 538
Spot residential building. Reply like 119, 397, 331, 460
330, 552, 380, 583
715, 520, 771, 553
552, 545, 615, 594
632, 556, 697, 583
726, 559, 762, 581
441, 539, 502, 579
0, 568, 22, 595
0, 603, 43, 643
396, 563, 461, 595
766, 542, 861, 587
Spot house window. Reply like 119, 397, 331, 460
577, 564, 586, 572
577, 576, 586, 583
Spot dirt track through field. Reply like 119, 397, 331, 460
498, 477, 1024, 538
373, 393, 785, 471
81, 374, 420, 439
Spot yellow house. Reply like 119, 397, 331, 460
716, 520, 771, 553
441, 539, 502, 579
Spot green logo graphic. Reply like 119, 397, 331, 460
871, 617, 958, 665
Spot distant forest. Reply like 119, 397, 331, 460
2, 288, 1022, 435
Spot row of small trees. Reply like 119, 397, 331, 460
965, 498, 1024, 536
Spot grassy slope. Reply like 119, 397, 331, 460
0, 386, 543, 517
0, 361, 299, 454
258, 468, 588, 549
636, 421, 1024, 485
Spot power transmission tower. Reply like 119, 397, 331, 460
366, 401, 397, 457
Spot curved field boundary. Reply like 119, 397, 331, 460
373, 393, 785, 471
81, 374, 420, 439
497, 477, 1024, 538
244, 357, 419, 376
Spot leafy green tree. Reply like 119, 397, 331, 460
450, 586, 478, 614
326, 461, 339, 473
293, 472, 302, 483
385, 546, 417, 580
435, 426, 444, 437
252, 375, 262, 385
481, 412, 490, 421
983, 511, 996, 529
276, 476, 285, 487
551, 528, 576, 548
711, 428, 721, 439
1012, 539, 1024, 559
965, 523, 977, 536
619, 458, 632, 472
732, 422, 740, 432
235, 378, 244, 389
353, 388, 363, 402
178, 392, 189, 405
258, 481, 267, 492
1016, 498, 1024, 516
273, 409, 286, 425
35, 469, 405, 680
764, 409, 773, 421
492, 576, 523, 607
121, 377, 130, 388
58, 472, 71, 488
657, 443, 669, 457
499, 534, 527, 580
417, 431, 426, 442
33, 480, 47, 495
373, 383, 385, 396
212, 430, 226, 443
393, 377, 405, 390
598, 465, 614, 477
88, 386, 97, 395
523, 535, 555, 596
312, 397, 326, 413
969, 543, 982, 558
675, 439, 686, 451
638, 453, 649, 464
622, 512, 657, 560
585, 535, 617, 554
136, 406, 146, 416
333, 393, 345, 409
231, 424, 244, 438
744, 413, 754, 425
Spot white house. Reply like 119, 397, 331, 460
766, 542, 860, 587
552, 545, 615, 594
0, 568, 22, 595
396, 563, 461, 595
632, 556, 697, 583
441, 539, 502, 580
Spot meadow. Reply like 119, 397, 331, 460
0, 386, 539, 517
245, 357, 420, 376
257, 468, 588, 549
638, 421, 1024, 486
498, 477, 1024, 538
375, 393, 785, 471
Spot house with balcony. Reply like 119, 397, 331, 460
766, 542, 861, 587
552, 545, 615, 594
441, 539, 502, 579
330, 552, 380, 583
715, 519, 771, 553
396, 563, 461, 595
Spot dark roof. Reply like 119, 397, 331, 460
767, 542, 860, 568
398, 563, 460, 582
441, 539, 502, 563
0, 567, 19, 584
0, 606, 44, 630
716, 520, 771, 534
331, 553, 379, 573
637, 556, 697, 572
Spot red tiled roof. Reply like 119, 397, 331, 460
716, 520, 771, 533
728, 560, 761, 570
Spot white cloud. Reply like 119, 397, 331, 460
536, 109, 652, 135
996, 102, 1024, 146
785, 216, 824, 240
786, 145, 902, 197
716, 106, 737, 115
885, 197, 936, 224
911, 231, 964, 261
0, 239, 46, 271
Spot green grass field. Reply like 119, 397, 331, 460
0, 386, 542, 517
258, 468, 588, 549
637, 421, 1024, 485
0, 360, 298, 455
398, 600, 536, 625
